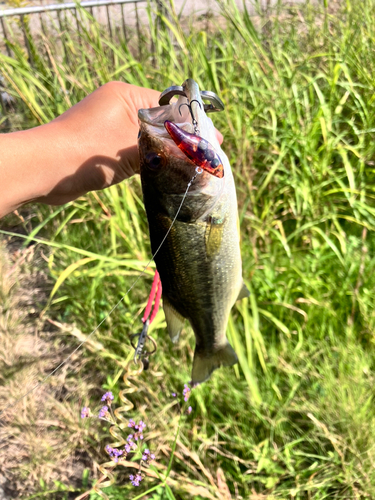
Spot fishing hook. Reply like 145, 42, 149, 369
130, 319, 157, 370
159, 86, 225, 113
179, 99, 202, 135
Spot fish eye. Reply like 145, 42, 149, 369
145, 152, 165, 169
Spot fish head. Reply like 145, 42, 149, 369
138, 80, 230, 220
138, 107, 202, 195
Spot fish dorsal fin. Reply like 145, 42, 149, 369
237, 281, 250, 301
163, 296, 185, 343
205, 216, 225, 257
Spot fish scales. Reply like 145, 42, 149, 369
138, 79, 248, 385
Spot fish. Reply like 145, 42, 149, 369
138, 79, 249, 385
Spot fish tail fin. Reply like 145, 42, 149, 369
190, 342, 238, 386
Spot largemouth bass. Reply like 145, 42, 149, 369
138, 79, 248, 385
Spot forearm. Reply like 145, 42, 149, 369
0, 122, 81, 217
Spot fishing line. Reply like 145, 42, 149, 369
0, 167, 202, 418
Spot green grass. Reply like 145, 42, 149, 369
2, 0, 375, 498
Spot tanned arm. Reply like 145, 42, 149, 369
0, 82, 160, 218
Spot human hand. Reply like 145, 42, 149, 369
0, 81, 223, 217
37, 82, 162, 205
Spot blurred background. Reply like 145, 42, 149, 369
2, 0, 375, 499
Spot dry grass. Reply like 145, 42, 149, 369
0, 242, 96, 498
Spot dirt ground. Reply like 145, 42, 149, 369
0, 238, 95, 499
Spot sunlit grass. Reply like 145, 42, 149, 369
1, 0, 375, 498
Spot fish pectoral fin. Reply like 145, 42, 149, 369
190, 341, 238, 386
205, 216, 225, 257
163, 297, 185, 343
237, 281, 250, 301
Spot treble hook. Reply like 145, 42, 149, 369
132, 319, 149, 362
130, 319, 157, 370
179, 99, 202, 135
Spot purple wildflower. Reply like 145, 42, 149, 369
141, 448, 156, 463
81, 407, 91, 418
183, 383, 191, 402
105, 444, 123, 463
187, 406, 192, 414
135, 420, 146, 432
129, 473, 143, 486
101, 391, 114, 403
128, 421, 146, 441
126, 437, 137, 451
171, 392, 177, 397
98, 405, 109, 418
105, 445, 114, 455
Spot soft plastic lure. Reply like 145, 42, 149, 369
164, 120, 224, 179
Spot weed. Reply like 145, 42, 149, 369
1, 0, 375, 498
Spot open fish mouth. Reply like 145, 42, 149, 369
138, 79, 225, 177
138, 80, 208, 131
138, 80, 220, 146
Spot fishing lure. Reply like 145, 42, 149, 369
164, 120, 224, 179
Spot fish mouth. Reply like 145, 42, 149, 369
138, 79, 220, 148
139, 81, 228, 210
